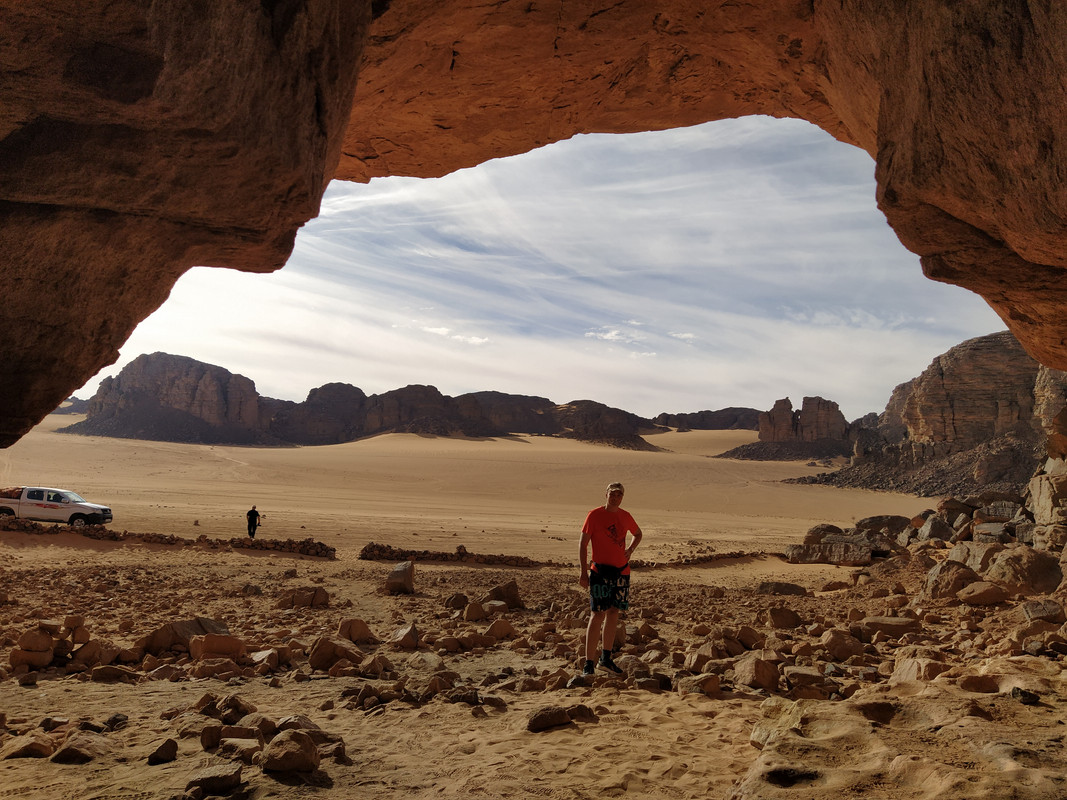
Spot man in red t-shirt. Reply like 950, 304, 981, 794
578, 482, 643, 676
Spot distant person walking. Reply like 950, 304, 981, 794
578, 482, 642, 676
246, 505, 260, 538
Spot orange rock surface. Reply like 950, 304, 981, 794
2, 1, 1066, 445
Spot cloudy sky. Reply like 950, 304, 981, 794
78, 116, 1004, 422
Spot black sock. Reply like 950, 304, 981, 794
601, 649, 611, 661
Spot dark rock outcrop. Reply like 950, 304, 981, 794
5, 4, 1067, 448
59, 352, 662, 447
654, 408, 760, 431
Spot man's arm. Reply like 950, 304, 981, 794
625, 524, 642, 560
578, 530, 591, 587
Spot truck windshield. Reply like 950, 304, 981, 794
64, 492, 86, 502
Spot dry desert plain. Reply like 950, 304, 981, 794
0, 415, 1064, 800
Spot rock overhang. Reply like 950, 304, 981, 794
2, 1, 1066, 446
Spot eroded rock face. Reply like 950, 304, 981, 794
0, 1, 371, 446
815, 332, 1067, 495
759, 397, 849, 444
4, 2, 1067, 445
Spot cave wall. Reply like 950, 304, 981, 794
0, 0, 371, 445
2, 0, 1067, 446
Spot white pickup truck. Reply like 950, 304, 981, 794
0, 486, 113, 527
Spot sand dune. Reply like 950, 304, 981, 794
1, 415, 920, 563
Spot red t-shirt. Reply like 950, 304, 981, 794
582, 506, 638, 568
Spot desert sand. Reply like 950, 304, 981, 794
0, 416, 1064, 799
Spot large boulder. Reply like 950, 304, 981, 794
138, 618, 230, 656
385, 561, 415, 595
983, 546, 1063, 595
260, 730, 320, 773
924, 560, 980, 599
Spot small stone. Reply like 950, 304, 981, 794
527, 706, 572, 732
1011, 687, 1040, 706
148, 738, 178, 765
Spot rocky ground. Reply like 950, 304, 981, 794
0, 514, 1065, 800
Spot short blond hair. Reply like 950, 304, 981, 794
606, 482, 624, 494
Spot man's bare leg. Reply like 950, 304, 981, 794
585, 609, 607, 660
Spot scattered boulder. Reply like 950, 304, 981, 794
185, 762, 243, 795
852, 616, 921, 643
819, 628, 865, 661
924, 560, 981, 599
276, 586, 330, 609
527, 706, 572, 732
337, 618, 379, 644
956, 581, 1010, 606
189, 634, 246, 661
388, 623, 420, 650
676, 673, 722, 697
0, 731, 56, 759
733, 657, 779, 691
759, 608, 804, 629
386, 561, 415, 595
147, 738, 178, 765
308, 635, 365, 671
139, 617, 230, 656
947, 541, 1005, 573
1015, 598, 1066, 624
917, 515, 955, 542
50, 731, 110, 764
260, 729, 321, 773
983, 546, 1063, 595
480, 580, 523, 609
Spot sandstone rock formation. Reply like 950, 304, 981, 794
759, 397, 849, 443
5, 4, 1067, 447
60, 352, 662, 447
809, 332, 1067, 495
720, 396, 855, 461
653, 408, 760, 432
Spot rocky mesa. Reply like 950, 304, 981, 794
59, 352, 668, 448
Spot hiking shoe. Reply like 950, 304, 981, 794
582, 660, 595, 676
598, 654, 622, 674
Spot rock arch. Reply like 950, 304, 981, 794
1, 0, 1065, 445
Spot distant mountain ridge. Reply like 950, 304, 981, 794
59, 352, 760, 448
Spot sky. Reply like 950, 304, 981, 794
77, 116, 1005, 422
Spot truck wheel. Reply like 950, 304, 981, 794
69, 514, 87, 527
0, 507, 13, 517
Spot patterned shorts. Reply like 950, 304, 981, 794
589, 562, 631, 612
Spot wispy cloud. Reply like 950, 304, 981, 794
79, 117, 1004, 420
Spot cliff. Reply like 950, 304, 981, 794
59, 353, 661, 448
801, 332, 1067, 496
